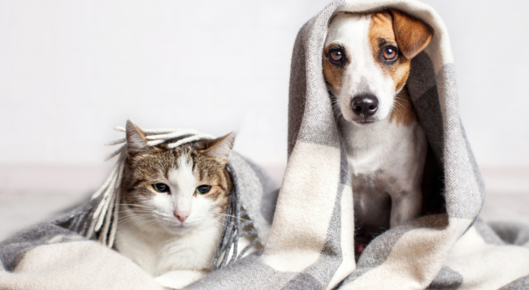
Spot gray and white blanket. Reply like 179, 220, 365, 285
2, 0, 529, 289
0, 127, 277, 290
188, 0, 529, 289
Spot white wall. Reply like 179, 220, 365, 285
423, 0, 529, 168
0, 0, 528, 169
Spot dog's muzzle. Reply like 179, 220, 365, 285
351, 94, 378, 123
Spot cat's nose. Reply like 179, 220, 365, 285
174, 211, 189, 223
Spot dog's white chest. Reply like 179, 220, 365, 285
348, 139, 390, 177
344, 120, 415, 178
342, 118, 427, 230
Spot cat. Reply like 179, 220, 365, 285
114, 121, 238, 289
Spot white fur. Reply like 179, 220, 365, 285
325, 13, 397, 123
341, 117, 426, 228
325, 13, 427, 229
115, 154, 224, 288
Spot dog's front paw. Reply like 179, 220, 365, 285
154, 270, 207, 289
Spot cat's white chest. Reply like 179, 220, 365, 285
115, 213, 224, 277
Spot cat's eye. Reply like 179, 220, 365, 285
196, 185, 211, 195
153, 183, 170, 193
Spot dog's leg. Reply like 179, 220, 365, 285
389, 188, 422, 228
389, 124, 428, 228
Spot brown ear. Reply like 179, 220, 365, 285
389, 9, 433, 60
125, 120, 149, 155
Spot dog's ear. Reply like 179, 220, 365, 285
389, 9, 433, 60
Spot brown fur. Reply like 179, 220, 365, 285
389, 9, 433, 60
389, 86, 418, 126
322, 43, 348, 94
323, 9, 432, 98
367, 10, 431, 126
121, 142, 232, 216
322, 10, 431, 127
369, 12, 411, 93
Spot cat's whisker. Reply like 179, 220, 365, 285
206, 219, 230, 228
120, 203, 154, 208
118, 219, 159, 234
102, 121, 248, 285
216, 213, 251, 222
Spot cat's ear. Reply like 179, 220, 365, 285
199, 132, 237, 162
126, 120, 149, 154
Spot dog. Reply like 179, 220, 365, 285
322, 9, 433, 257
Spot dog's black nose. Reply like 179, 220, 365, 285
351, 95, 379, 117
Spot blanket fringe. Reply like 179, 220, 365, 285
84, 124, 258, 268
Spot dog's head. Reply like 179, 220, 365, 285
323, 9, 433, 125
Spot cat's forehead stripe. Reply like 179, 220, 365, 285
128, 179, 145, 192
166, 154, 197, 196
121, 144, 232, 214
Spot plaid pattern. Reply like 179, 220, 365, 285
195, 0, 529, 289
0, 130, 276, 290
2, 1, 529, 289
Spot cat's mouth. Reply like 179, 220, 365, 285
163, 220, 196, 233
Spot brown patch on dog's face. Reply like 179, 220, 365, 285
388, 86, 418, 126
368, 12, 411, 93
322, 43, 349, 95
368, 10, 432, 126
322, 10, 431, 123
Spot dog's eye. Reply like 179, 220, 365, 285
329, 49, 344, 62
153, 183, 170, 193
382, 46, 398, 61
330, 51, 343, 61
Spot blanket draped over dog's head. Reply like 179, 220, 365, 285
2, 1, 529, 289
189, 0, 529, 289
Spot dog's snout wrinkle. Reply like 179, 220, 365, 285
351, 94, 379, 118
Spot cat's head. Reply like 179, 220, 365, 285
120, 121, 235, 234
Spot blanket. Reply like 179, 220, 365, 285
0, 125, 277, 290
186, 0, 529, 289
2, 1, 529, 289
